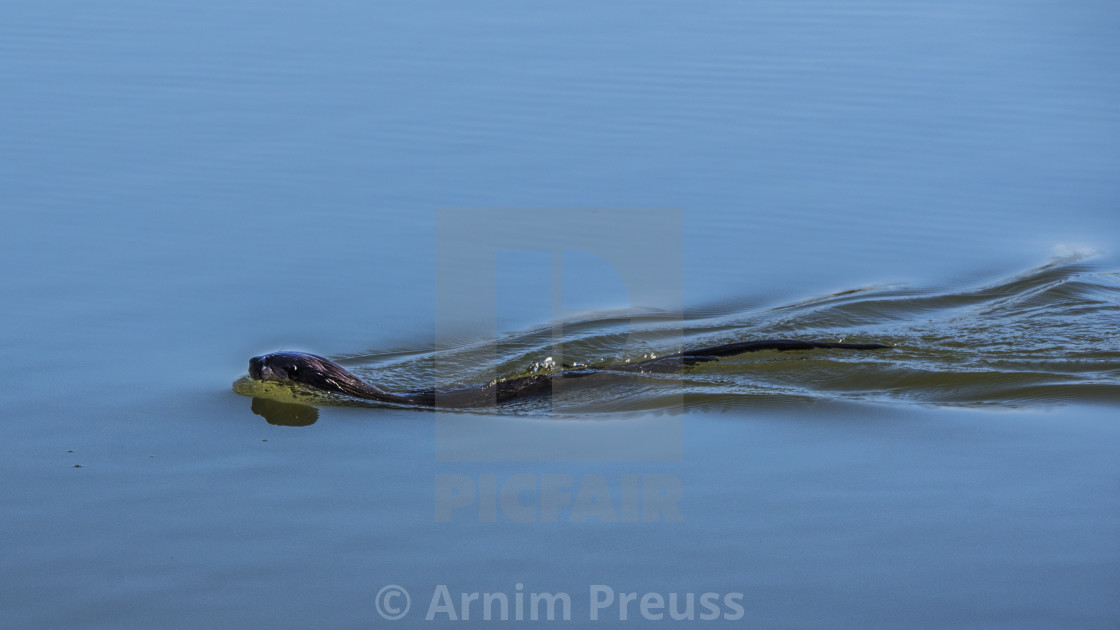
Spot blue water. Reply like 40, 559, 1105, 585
2, 1, 1118, 628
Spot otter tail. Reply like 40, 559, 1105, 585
684, 339, 891, 358
613, 339, 891, 372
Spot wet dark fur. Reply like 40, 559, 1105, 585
248, 340, 891, 408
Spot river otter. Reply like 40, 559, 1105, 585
247, 339, 890, 408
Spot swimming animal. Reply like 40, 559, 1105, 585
247, 339, 890, 408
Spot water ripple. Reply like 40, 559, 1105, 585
245, 253, 1120, 413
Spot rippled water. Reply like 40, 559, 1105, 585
237, 253, 1120, 419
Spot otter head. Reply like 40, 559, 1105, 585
248, 351, 387, 400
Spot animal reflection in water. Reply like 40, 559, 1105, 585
241, 339, 891, 423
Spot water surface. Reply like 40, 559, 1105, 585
2, 1, 1118, 628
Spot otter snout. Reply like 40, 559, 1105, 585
249, 355, 282, 381
248, 352, 313, 383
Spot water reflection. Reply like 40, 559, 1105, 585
250, 397, 319, 426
